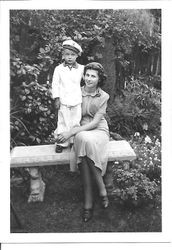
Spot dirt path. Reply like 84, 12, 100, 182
11, 166, 161, 233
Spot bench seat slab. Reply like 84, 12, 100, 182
10, 140, 136, 168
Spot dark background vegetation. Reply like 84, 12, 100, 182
10, 9, 161, 232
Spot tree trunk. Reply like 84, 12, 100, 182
155, 52, 160, 76
92, 37, 116, 102
151, 55, 154, 75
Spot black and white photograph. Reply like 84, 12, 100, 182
0, 0, 172, 246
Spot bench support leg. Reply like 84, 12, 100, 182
103, 162, 114, 195
28, 168, 45, 203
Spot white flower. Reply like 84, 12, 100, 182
155, 139, 160, 146
149, 161, 154, 166
145, 135, 152, 144
142, 123, 148, 130
114, 161, 119, 164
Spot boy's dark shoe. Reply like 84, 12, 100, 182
55, 145, 64, 153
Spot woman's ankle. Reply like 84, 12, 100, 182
84, 201, 94, 209
99, 189, 107, 197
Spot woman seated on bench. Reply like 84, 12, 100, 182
56, 62, 110, 222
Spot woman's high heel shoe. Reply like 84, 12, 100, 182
83, 208, 93, 222
100, 195, 109, 209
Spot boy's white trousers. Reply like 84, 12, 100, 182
54, 103, 81, 147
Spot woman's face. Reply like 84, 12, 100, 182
84, 69, 99, 90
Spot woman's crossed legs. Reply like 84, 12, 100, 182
79, 156, 108, 210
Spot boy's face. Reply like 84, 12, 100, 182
63, 49, 78, 65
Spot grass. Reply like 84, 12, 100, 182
11, 165, 161, 233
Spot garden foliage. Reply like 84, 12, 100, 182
107, 78, 161, 137
112, 135, 161, 206
10, 9, 161, 147
10, 80, 56, 147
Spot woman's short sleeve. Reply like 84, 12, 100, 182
96, 93, 109, 115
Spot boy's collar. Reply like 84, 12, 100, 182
63, 61, 78, 69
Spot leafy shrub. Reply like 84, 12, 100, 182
107, 78, 161, 137
137, 75, 161, 90
130, 134, 161, 182
10, 80, 56, 148
112, 165, 159, 206
111, 135, 161, 206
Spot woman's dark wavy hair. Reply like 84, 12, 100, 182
83, 62, 107, 88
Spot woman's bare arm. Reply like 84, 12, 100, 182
56, 113, 104, 143
71, 113, 103, 135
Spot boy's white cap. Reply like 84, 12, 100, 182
62, 39, 82, 55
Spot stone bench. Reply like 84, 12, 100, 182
10, 140, 136, 202
10, 140, 136, 167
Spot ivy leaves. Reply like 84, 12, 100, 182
11, 80, 56, 147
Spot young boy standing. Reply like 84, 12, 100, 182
52, 39, 84, 152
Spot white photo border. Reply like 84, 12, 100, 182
0, 0, 172, 244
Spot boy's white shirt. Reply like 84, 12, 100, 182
52, 63, 84, 106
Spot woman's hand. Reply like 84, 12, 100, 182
56, 132, 72, 143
